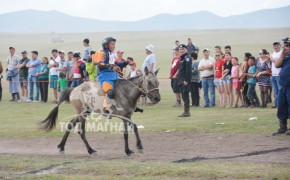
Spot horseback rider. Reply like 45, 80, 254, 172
96, 37, 120, 110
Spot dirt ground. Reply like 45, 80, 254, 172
0, 132, 289, 164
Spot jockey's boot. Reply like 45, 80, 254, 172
272, 119, 287, 136
178, 108, 190, 117
135, 107, 144, 113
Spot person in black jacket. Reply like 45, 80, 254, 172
177, 44, 192, 117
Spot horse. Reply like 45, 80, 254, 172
39, 67, 161, 156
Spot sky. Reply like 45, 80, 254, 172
1, 0, 290, 21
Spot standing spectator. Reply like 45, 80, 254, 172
187, 38, 199, 55
86, 52, 97, 81
36, 57, 49, 103
172, 40, 180, 57
26, 51, 41, 102
71, 53, 84, 87
240, 53, 252, 107
177, 44, 192, 117
224, 45, 232, 53
49, 49, 60, 103
190, 52, 200, 107
58, 50, 68, 76
6, 47, 20, 102
170, 47, 182, 107
142, 44, 156, 74
245, 56, 259, 108
58, 72, 68, 92
67, 51, 74, 87
17, 50, 30, 102
0, 61, 3, 101
230, 57, 244, 107
214, 46, 225, 57
83, 38, 92, 61
116, 50, 128, 78
272, 37, 290, 135
270, 42, 282, 108
214, 53, 226, 107
222, 52, 233, 107
198, 48, 215, 107
127, 62, 141, 78
257, 49, 271, 108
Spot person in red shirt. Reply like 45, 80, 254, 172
214, 53, 226, 107
170, 47, 182, 107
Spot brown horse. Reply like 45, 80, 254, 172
39, 67, 160, 155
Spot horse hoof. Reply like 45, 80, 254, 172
125, 149, 134, 156
59, 150, 65, 154
88, 149, 97, 155
57, 144, 65, 152
136, 142, 143, 150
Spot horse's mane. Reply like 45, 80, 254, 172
116, 75, 143, 84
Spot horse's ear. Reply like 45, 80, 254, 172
144, 67, 149, 76
154, 68, 159, 76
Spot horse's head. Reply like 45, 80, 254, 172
143, 67, 161, 104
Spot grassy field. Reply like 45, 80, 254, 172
0, 29, 290, 179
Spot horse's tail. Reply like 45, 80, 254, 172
39, 88, 74, 131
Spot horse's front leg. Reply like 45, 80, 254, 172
123, 120, 134, 156
131, 124, 143, 150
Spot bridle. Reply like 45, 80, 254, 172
125, 74, 159, 95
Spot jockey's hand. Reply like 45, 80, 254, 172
100, 63, 105, 66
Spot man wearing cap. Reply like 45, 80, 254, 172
26, 51, 41, 102
198, 48, 215, 107
269, 42, 282, 108
170, 47, 182, 107
116, 50, 128, 78
71, 52, 84, 88
142, 44, 156, 74
58, 50, 68, 76
49, 49, 60, 103
67, 51, 74, 87
273, 37, 290, 135
17, 50, 30, 102
6, 47, 21, 101
177, 44, 192, 117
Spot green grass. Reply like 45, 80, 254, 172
0, 89, 282, 138
1, 154, 289, 180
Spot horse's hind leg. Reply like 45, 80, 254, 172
57, 117, 78, 152
123, 120, 134, 156
132, 124, 143, 150
78, 115, 96, 154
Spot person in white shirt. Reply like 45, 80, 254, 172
270, 41, 282, 108
142, 44, 156, 74
48, 49, 61, 103
7, 47, 21, 101
127, 62, 141, 78
198, 48, 215, 107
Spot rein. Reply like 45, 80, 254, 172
124, 75, 159, 94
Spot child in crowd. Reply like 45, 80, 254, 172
83, 38, 92, 61
230, 57, 244, 107
58, 71, 68, 93
245, 56, 259, 108
86, 51, 97, 81
127, 62, 141, 78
